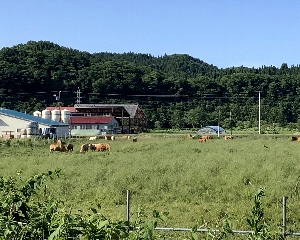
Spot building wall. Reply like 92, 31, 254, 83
53, 126, 70, 138
70, 118, 120, 136
0, 114, 29, 137
0, 114, 70, 138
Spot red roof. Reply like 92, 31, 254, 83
69, 116, 116, 124
46, 106, 77, 112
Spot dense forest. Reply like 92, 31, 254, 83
1, 40, 300, 130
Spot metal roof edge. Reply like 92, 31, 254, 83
0, 108, 69, 126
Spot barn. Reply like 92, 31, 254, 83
69, 116, 120, 136
46, 104, 147, 135
0, 108, 70, 139
197, 126, 226, 135
73, 104, 147, 133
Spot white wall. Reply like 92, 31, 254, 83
0, 114, 28, 136
0, 114, 70, 138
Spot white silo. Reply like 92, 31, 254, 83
61, 109, 71, 124
33, 111, 41, 117
26, 122, 39, 137
51, 109, 61, 122
42, 109, 51, 120
20, 128, 27, 138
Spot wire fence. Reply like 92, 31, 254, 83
125, 191, 300, 238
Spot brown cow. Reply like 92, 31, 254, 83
50, 139, 66, 153
105, 143, 111, 151
291, 136, 298, 141
66, 143, 74, 152
89, 144, 97, 151
94, 143, 110, 152
198, 138, 206, 143
188, 134, 194, 139
224, 136, 233, 140
50, 144, 66, 153
105, 135, 115, 141
80, 144, 89, 153
132, 137, 137, 142
50, 144, 61, 153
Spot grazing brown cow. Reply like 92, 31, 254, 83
105, 143, 111, 151
80, 144, 89, 153
291, 136, 298, 141
198, 138, 206, 143
224, 136, 233, 140
50, 144, 66, 153
105, 135, 115, 141
200, 135, 213, 140
188, 134, 194, 139
66, 144, 74, 152
122, 135, 130, 139
297, 137, 300, 142
50, 144, 61, 153
50, 139, 66, 153
89, 144, 97, 151
94, 143, 110, 152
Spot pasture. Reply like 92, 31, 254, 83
0, 134, 300, 235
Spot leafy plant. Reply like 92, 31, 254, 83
128, 208, 168, 240
246, 188, 284, 240
0, 168, 61, 239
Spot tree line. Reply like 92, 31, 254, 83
1, 40, 300, 130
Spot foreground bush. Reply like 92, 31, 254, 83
0, 170, 285, 239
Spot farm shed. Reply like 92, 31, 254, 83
73, 104, 147, 133
0, 108, 70, 138
197, 126, 226, 135
69, 116, 119, 136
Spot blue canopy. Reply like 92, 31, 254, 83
197, 126, 226, 134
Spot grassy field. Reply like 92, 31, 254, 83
0, 133, 300, 236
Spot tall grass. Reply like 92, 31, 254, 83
0, 134, 299, 234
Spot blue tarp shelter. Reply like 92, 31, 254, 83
197, 126, 226, 135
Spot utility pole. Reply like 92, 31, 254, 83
258, 91, 261, 134
53, 91, 61, 109
230, 110, 232, 136
76, 88, 82, 104
218, 109, 220, 137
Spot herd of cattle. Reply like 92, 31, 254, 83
190, 134, 300, 143
49, 135, 138, 153
47, 134, 300, 153
188, 134, 234, 142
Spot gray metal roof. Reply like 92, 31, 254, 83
74, 104, 140, 118
198, 126, 226, 134
0, 108, 69, 126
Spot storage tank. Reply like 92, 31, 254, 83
26, 122, 39, 137
61, 109, 71, 124
20, 128, 27, 139
42, 109, 51, 120
26, 121, 39, 129
20, 128, 27, 135
51, 109, 61, 122
26, 128, 38, 136
33, 111, 41, 117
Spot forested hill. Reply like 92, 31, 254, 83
1, 40, 300, 130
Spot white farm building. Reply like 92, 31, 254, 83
0, 108, 70, 139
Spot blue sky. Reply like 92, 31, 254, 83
1, 0, 299, 69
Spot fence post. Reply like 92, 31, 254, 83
283, 196, 287, 236
126, 190, 130, 222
